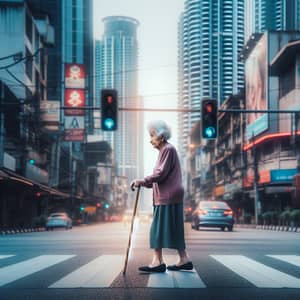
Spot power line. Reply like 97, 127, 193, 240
0, 48, 43, 70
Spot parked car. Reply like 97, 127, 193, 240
45, 212, 72, 230
191, 201, 234, 231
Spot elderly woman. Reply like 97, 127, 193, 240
130, 120, 193, 273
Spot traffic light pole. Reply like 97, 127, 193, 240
0, 81, 4, 168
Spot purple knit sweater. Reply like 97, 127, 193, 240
143, 143, 184, 206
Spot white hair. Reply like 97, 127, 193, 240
147, 120, 171, 140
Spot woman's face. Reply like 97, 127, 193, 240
149, 129, 164, 149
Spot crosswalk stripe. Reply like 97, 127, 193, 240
147, 255, 206, 288
268, 255, 300, 267
211, 255, 300, 288
0, 255, 15, 260
0, 255, 75, 287
49, 255, 124, 288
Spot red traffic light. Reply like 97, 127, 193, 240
107, 96, 113, 104
205, 103, 213, 113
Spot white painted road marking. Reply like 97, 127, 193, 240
50, 255, 124, 288
267, 255, 300, 267
0, 255, 75, 287
211, 255, 300, 288
0, 255, 15, 260
147, 255, 206, 288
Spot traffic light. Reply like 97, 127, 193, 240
101, 89, 118, 131
201, 99, 218, 139
28, 159, 35, 165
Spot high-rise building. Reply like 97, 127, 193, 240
28, 0, 94, 188
96, 16, 143, 184
31, 0, 94, 128
245, 0, 300, 40
177, 0, 245, 160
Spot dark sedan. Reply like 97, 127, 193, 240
191, 200, 234, 231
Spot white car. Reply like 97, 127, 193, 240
46, 212, 72, 230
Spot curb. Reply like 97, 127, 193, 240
1, 227, 45, 235
236, 224, 300, 232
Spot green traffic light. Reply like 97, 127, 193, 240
104, 118, 115, 130
205, 126, 216, 138
29, 159, 35, 165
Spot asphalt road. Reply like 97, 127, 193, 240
0, 221, 300, 300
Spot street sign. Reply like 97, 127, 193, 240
64, 116, 85, 141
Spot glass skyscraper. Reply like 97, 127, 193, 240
96, 16, 143, 184
245, 0, 300, 41
177, 0, 245, 159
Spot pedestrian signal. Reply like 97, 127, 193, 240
201, 99, 218, 139
101, 89, 118, 131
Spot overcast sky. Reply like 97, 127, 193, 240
93, 0, 184, 176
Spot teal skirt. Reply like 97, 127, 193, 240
150, 202, 186, 250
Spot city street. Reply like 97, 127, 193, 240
0, 221, 300, 300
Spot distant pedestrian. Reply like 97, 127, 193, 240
130, 120, 193, 273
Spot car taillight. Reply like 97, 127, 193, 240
197, 209, 208, 215
224, 210, 233, 216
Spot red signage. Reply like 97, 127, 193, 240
259, 170, 271, 184
65, 63, 85, 88
64, 129, 85, 141
64, 89, 85, 115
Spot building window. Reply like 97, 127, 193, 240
279, 65, 295, 98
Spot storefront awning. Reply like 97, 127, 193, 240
0, 168, 70, 198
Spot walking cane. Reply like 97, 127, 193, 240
123, 185, 141, 275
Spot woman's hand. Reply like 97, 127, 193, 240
130, 179, 144, 191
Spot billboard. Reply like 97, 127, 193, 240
65, 63, 85, 89
245, 34, 268, 139
64, 89, 85, 116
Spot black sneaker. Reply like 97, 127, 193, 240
138, 263, 166, 273
167, 262, 193, 271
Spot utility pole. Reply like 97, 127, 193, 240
0, 81, 4, 168
252, 134, 261, 224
